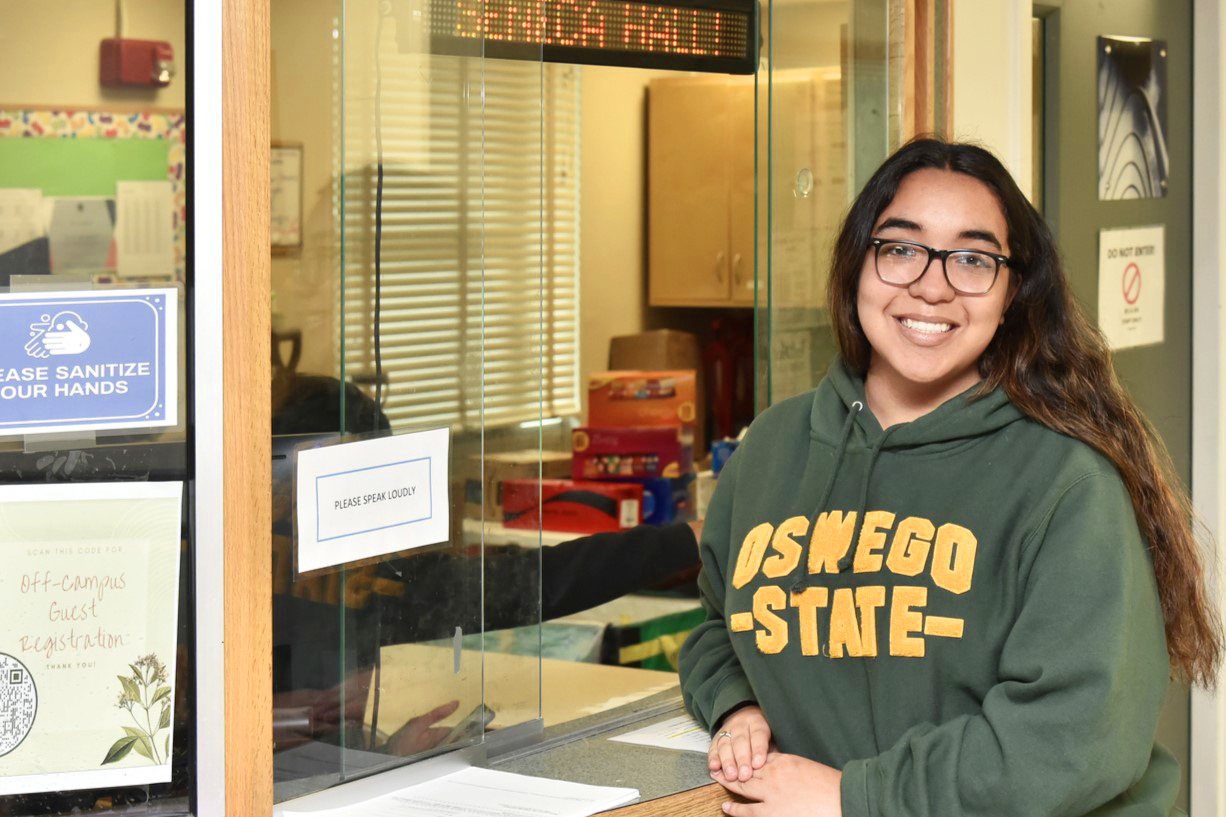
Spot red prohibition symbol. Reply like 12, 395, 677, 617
1122, 262, 1142, 305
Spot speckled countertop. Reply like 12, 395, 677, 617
492, 688, 713, 804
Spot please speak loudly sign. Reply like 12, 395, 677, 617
295, 429, 451, 573
0, 289, 176, 436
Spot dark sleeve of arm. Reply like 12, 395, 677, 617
539, 521, 700, 620
840, 472, 1171, 817
678, 453, 758, 733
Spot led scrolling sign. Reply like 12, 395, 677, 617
430, 0, 757, 73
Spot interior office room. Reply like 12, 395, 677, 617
0, 0, 1224, 814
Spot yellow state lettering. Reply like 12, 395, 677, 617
924, 616, 964, 639
828, 587, 865, 658
931, 523, 978, 594
853, 510, 896, 573
730, 612, 754, 632
890, 585, 927, 657
732, 522, 775, 589
753, 585, 788, 654
762, 515, 808, 578
854, 585, 886, 657
885, 516, 935, 577
807, 510, 858, 574
789, 586, 829, 656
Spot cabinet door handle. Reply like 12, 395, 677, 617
733, 253, 744, 287
715, 251, 726, 283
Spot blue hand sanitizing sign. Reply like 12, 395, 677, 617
0, 289, 177, 436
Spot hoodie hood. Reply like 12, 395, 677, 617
796, 359, 1026, 580
814, 358, 1025, 452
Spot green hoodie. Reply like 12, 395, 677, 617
679, 359, 1176, 817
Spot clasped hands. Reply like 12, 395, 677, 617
708, 705, 843, 817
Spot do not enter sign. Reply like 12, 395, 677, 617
1098, 226, 1164, 350
1122, 262, 1142, 305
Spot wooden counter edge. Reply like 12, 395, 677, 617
605, 782, 741, 817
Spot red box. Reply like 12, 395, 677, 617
100, 38, 175, 88
502, 479, 642, 533
571, 426, 693, 480
587, 370, 697, 431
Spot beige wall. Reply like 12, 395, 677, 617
0, 0, 185, 109
951, 0, 1032, 199
578, 66, 667, 415
270, 0, 340, 377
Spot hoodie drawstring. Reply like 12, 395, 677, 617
792, 400, 861, 593
836, 426, 896, 573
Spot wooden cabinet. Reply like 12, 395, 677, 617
647, 76, 743, 306
647, 70, 844, 310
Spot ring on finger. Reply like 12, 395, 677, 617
716, 730, 733, 741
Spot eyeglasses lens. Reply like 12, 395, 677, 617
875, 242, 997, 295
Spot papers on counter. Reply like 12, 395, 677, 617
608, 714, 711, 754
280, 767, 639, 817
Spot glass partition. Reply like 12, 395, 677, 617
272, 0, 938, 803
271, 0, 550, 801
758, 0, 944, 406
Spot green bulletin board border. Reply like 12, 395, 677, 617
0, 109, 187, 280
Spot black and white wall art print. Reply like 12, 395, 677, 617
1098, 36, 1168, 200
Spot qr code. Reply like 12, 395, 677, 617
0, 653, 37, 756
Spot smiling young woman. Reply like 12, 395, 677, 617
854, 168, 1013, 427
678, 139, 1222, 817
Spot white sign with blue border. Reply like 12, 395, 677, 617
295, 428, 451, 573
0, 289, 177, 436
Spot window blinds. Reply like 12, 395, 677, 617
340, 50, 580, 432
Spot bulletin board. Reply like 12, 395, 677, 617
0, 110, 187, 280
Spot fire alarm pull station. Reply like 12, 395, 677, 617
99, 38, 174, 88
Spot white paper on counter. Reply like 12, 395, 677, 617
608, 714, 711, 754
280, 766, 639, 817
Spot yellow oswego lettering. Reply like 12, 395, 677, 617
853, 511, 896, 573
762, 516, 808, 579
807, 511, 858, 574
789, 586, 829, 655
885, 516, 935, 576
753, 585, 788, 654
854, 585, 886, 657
931, 523, 977, 594
733, 522, 775, 589
890, 585, 927, 657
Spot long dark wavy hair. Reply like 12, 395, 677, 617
828, 137, 1221, 686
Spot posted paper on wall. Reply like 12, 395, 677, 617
295, 429, 450, 573
1098, 226, 1165, 350
0, 481, 183, 794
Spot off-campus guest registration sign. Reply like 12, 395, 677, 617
0, 289, 176, 436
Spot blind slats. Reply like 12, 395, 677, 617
340, 55, 580, 431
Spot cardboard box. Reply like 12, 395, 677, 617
609, 331, 705, 456
602, 475, 692, 525
462, 449, 572, 520
502, 478, 643, 533
571, 426, 693, 480
587, 370, 697, 434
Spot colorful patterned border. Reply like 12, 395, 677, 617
0, 110, 187, 281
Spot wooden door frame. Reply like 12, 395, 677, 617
195, 0, 272, 813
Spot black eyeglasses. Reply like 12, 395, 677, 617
869, 238, 1011, 296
